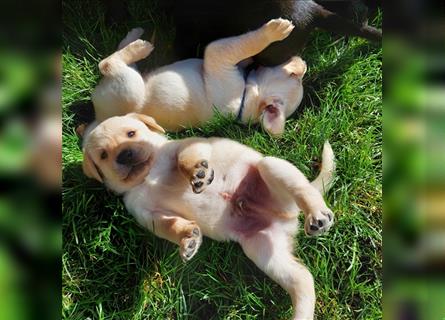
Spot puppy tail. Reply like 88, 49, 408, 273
311, 140, 335, 194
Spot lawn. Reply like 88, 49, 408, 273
62, 1, 382, 319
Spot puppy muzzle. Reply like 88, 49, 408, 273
114, 147, 152, 180
116, 148, 137, 166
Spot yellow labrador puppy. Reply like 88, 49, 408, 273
92, 18, 306, 136
81, 113, 335, 320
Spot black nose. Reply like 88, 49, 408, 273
116, 149, 134, 165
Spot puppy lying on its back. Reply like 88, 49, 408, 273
82, 113, 336, 320
92, 19, 307, 136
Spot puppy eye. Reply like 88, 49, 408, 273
100, 151, 108, 160
127, 131, 136, 138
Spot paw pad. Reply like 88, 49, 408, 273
191, 160, 214, 193
264, 18, 295, 42
305, 209, 334, 236
180, 226, 202, 262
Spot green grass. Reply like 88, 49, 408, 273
62, 1, 382, 319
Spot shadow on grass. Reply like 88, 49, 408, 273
297, 39, 381, 117
63, 0, 177, 68
63, 162, 159, 316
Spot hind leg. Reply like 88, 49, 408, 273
117, 27, 145, 70
257, 157, 333, 236
118, 27, 145, 50
100, 38, 153, 71
240, 227, 315, 320
92, 39, 153, 121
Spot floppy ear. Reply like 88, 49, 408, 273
82, 150, 103, 182
130, 113, 165, 133
282, 56, 307, 79
76, 124, 87, 137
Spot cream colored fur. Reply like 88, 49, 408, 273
92, 19, 307, 136
82, 114, 335, 320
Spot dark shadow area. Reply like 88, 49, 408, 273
68, 100, 95, 128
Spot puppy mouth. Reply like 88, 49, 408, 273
122, 156, 153, 181
260, 103, 282, 122
263, 104, 279, 118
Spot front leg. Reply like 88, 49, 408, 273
177, 139, 215, 193
150, 211, 203, 262
98, 38, 153, 76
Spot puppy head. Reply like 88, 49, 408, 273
243, 56, 306, 136
82, 113, 166, 194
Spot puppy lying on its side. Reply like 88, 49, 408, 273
82, 113, 335, 320
92, 18, 307, 136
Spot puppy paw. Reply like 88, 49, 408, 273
180, 226, 202, 262
125, 39, 154, 61
190, 160, 214, 194
304, 208, 334, 236
118, 28, 145, 49
263, 18, 295, 42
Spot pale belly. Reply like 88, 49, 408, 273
126, 157, 298, 243
142, 59, 213, 131
165, 165, 296, 242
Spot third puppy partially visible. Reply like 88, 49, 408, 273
92, 19, 307, 136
